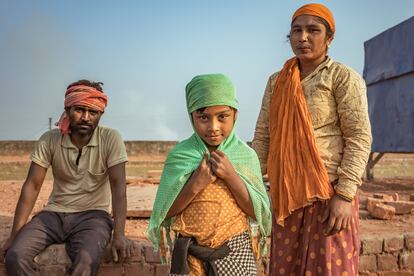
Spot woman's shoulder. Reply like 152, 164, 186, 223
330, 61, 364, 83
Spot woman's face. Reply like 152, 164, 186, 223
289, 15, 332, 65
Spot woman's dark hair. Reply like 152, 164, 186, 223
286, 16, 334, 41
67, 79, 104, 92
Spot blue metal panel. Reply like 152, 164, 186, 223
364, 16, 414, 152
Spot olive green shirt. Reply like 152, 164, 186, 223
252, 58, 372, 199
31, 125, 128, 213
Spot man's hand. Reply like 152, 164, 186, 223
111, 234, 138, 263
322, 195, 353, 236
209, 150, 237, 182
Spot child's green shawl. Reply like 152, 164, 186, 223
147, 130, 272, 255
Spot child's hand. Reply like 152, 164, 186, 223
209, 150, 237, 182
191, 153, 216, 191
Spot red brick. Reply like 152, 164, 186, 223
378, 272, 414, 276
391, 193, 399, 201
368, 203, 395, 220
97, 264, 124, 276
404, 233, 414, 250
359, 194, 368, 210
122, 263, 154, 275
155, 264, 168, 276
360, 255, 378, 272
361, 236, 383, 254
409, 194, 414, 202
377, 254, 399, 271
367, 198, 414, 215
400, 252, 414, 270
373, 193, 394, 201
39, 265, 67, 276
359, 272, 379, 276
384, 235, 404, 252
144, 245, 161, 263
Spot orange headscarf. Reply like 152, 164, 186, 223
56, 85, 108, 134
292, 3, 335, 34
267, 3, 336, 226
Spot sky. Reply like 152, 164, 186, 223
0, 0, 413, 141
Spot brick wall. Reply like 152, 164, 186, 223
1, 234, 414, 275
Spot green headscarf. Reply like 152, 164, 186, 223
147, 73, 271, 258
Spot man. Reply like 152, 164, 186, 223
0, 80, 135, 276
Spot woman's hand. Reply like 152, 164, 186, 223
322, 195, 353, 236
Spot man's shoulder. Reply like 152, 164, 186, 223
37, 128, 62, 144
96, 125, 123, 140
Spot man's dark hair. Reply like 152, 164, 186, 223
67, 79, 104, 92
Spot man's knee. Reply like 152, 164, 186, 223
5, 245, 38, 274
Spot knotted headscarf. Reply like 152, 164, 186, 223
292, 3, 335, 34
56, 85, 108, 134
147, 74, 271, 260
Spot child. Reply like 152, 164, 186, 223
147, 74, 271, 275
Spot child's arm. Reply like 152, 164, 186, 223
166, 154, 216, 218
209, 151, 256, 220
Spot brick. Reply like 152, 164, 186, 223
39, 265, 67, 276
97, 264, 124, 276
360, 255, 378, 272
378, 272, 414, 276
368, 203, 396, 220
155, 263, 168, 276
359, 194, 368, 210
384, 235, 404, 252
377, 254, 399, 271
359, 273, 379, 276
404, 233, 414, 250
144, 245, 161, 263
373, 193, 394, 201
366, 198, 414, 215
391, 193, 399, 201
400, 252, 414, 269
361, 236, 383, 254
125, 242, 143, 263
123, 263, 154, 275
409, 194, 414, 202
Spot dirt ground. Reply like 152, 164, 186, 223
1, 178, 414, 244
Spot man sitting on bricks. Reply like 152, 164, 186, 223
0, 80, 135, 276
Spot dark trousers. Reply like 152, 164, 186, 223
5, 210, 113, 276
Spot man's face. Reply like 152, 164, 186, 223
191, 105, 236, 151
67, 105, 102, 136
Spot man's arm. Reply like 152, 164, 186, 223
108, 162, 136, 263
1, 162, 46, 257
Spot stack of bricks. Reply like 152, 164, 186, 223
0, 240, 168, 276
2, 234, 414, 275
359, 233, 414, 275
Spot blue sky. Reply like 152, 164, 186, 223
1, 0, 413, 141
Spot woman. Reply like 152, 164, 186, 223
252, 3, 372, 275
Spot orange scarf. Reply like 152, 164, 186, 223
56, 85, 108, 134
267, 58, 333, 226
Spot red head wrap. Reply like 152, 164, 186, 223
56, 85, 108, 134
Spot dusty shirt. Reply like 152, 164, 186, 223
172, 179, 248, 275
252, 58, 372, 199
31, 125, 128, 213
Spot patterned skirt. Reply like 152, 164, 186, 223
269, 198, 360, 276
170, 231, 257, 276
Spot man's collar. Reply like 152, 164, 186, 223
61, 126, 99, 148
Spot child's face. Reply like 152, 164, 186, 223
192, 105, 237, 150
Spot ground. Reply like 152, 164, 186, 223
0, 153, 413, 244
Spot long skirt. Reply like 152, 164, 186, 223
269, 198, 360, 276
